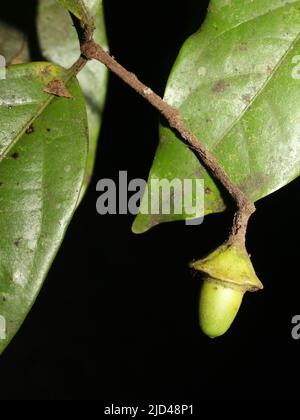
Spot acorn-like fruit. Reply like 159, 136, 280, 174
191, 242, 263, 338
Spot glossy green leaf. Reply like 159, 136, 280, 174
133, 0, 300, 233
38, 0, 108, 199
0, 63, 88, 354
0, 20, 30, 65
57, 0, 90, 23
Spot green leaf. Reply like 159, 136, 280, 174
38, 0, 109, 199
0, 20, 30, 65
57, 0, 90, 23
133, 0, 300, 233
0, 63, 88, 354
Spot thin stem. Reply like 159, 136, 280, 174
81, 40, 255, 243
70, 11, 255, 245
69, 14, 93, 76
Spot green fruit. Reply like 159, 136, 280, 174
199, 278, 244, 338
191, 241, 263, 338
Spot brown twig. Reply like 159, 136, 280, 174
81, 40, 255, 243
70, 13, 94, 76
70, 12, 255, 245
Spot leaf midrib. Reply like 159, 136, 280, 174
210, 0, 300, 40
207, 31, 300, 159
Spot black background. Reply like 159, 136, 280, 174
0, 0, 300, 402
